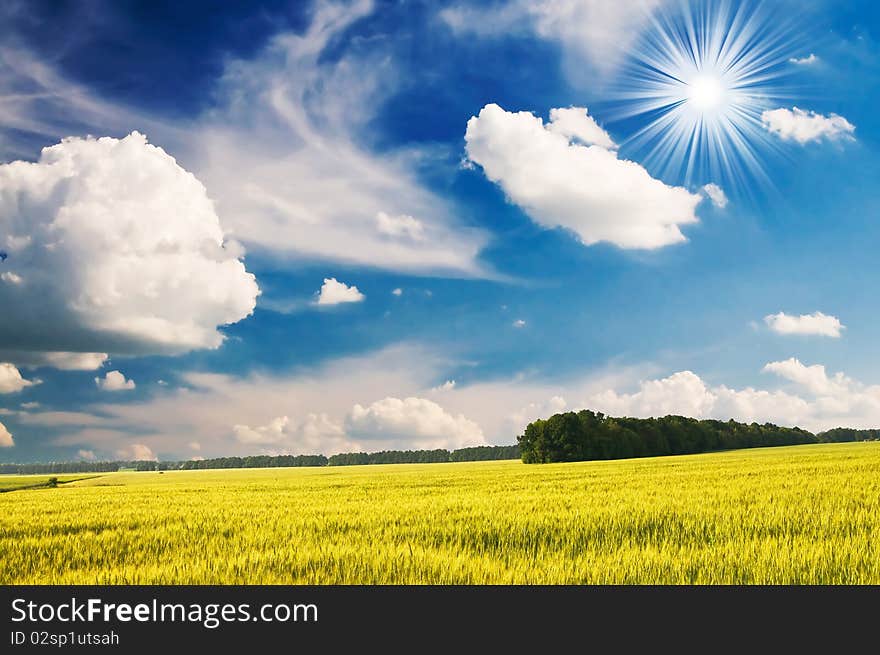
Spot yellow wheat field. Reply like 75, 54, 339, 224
1, 442, 879, 584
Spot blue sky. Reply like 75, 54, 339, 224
1, 0, 879, 462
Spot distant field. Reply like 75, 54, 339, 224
0, 475, 98, 492
1, 442, 879, 584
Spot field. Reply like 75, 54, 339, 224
0, 475, 97, 492
1, 442, 879, 584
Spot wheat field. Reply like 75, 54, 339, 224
1, 442, 878, 584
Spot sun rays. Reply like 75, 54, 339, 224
612, 0, 805, 191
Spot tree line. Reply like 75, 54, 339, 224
2, 420, 876, 474
0, 445, 521, 474
518, 409, 879, 464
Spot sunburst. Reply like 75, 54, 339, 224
612, 0, 805, 192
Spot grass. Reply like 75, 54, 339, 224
1, 442, 878, 584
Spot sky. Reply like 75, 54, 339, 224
1, 0, 879, 462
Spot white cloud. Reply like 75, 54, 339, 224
1, 5, 489, 278
0, 421, 12, 447
95, 370, 136, 392
41, 353, 108, 371
0, 351, 109, 371
0, 132, 259, 357
188, 1, 489, 276
762, 358, 851, 397
581, 360, 880, 433
58, 345, 445, 457
316, 278, 365, 305
77, 449, 96, 461
584, 370, 814, 429
0, 363, 38, 393
508, 395, 567, 433
16, 411, 108, 427
432, 380, 456, 392
118, 443, 156, 461
1, 271, 22, 285
513, 319, 527, 328
789, 54, 818, 65
20, 402, 39, 409
233, 413, 352, 454
546, 107, 616, 148
764, 311, 844, 338
391, 288, 403, 296
761, 107, 855, 144
440, 1, 661, 74
465, 104, 702, 249
711, 385, 812, 427
234, 415, 291, 444
376, 212, 426, 241
347, 396, 485, 450
588, 371, 717, 419
701, 183, 728, 209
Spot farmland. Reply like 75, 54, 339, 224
0, 475, 97, 492
1, 442, 879, 584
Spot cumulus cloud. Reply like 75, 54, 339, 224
762, 358, 851, 397
465, 103, 702, 249
0, 363, 38, 393
701, 183, 728, 209
392, 288, 403, 296
316, 278, 365, 305
764, 311, 844, 338
789, 54, 818, 65
1, 271, 22, 284
0, 132, 259, 357
347, 396, 485, 450
95, 371, 136, 392
582, 360, 880, 433
546, 107, 616, 148
761, 107, 855, 144
0, 421, 12, 447
585, 370, 814, 428
512, 319, 527, 328
588, 371, 717, 419
77, 449, 96, 461
432, 380, 456, 392
233, 413, 352, 454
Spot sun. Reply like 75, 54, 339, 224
687, 73, 727, 113
612, 0, 802, 190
